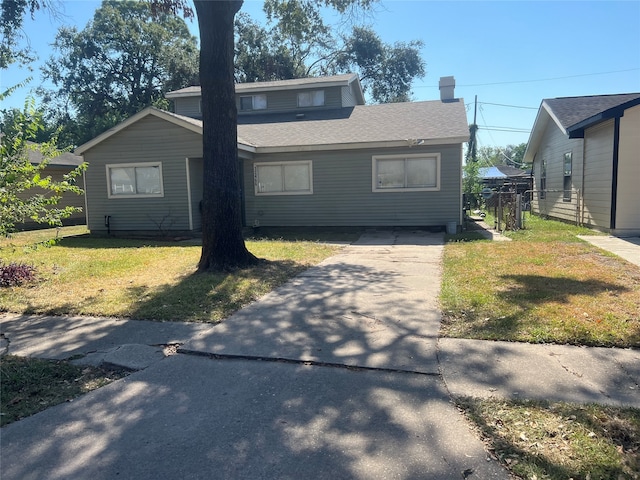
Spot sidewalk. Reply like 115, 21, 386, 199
1, 228, 638, 480
579, 235, 640, 267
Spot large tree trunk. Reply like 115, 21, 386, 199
194, 0, 257, 272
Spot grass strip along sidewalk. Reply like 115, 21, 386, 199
442, 214, 640, 479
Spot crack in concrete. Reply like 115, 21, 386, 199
177, 347, 441, 377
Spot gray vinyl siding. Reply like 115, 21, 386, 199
188, 157, 204, 231
614, 105, 640, 235
243, 145, 462, 227
341, 85, 357, 107
531, 121, 583, 223
175, 87, 345, 119
174, 97, 201, 119
237, 86, 343, 114
582, 120, 614, 229
83, 115, 202, 234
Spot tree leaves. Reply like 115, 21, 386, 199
39, 0, 199, 147
235, 1, 425, 104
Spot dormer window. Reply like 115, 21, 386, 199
297, 90, 325, 108
240, 94, 267, 111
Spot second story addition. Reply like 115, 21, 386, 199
165, 73, 365, 120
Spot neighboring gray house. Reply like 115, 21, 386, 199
76, 74, 469, 235
524, 93, 640, 237
18, 144, 86, 229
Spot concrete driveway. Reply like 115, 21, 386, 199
0, 230, 510, 480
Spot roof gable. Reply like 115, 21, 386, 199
524, 92, 640, 163
544, 93, 640, 131
75, 107, 203, 155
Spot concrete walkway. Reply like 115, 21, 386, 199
579, 235, 640, 267
1, 229, 639, 480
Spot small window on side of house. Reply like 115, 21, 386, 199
297, 90, 325, 108
240, 94, 267, 111
107, 163, 163, 198
563, 152, 572, 202
539, 157, 546, 200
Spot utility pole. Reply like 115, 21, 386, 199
467, 95, 478, 163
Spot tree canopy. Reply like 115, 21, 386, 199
0, 97, 86, 236
39, 0, 199, 147
235, 1, 425, 103
476, 144, 528, 168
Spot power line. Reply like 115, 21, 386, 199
481, 126, 531, 133
478, 102, 538, 110
414, 67, 640, 89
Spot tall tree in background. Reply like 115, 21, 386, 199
477, 144, 528, 168
235, 1, 424, 103
39, 0, 199, 147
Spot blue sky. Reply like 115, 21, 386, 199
2, 0, 639, 150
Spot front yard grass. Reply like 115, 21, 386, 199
459, 398, 640, 480
0, 355, 129, 426
441, 214, 640, 347
0, 227, 343, 322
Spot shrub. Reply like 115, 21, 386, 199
0, 262, 36, 287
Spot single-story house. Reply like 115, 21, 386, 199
524, 93, 640, 237
75, 74, 469, 236
17, 144, 86, 229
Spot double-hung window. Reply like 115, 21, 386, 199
297, 90, 325, 108
563, 152, 572, 201
107, 162, 163, 198
240, 94, 267, 111
372, 154, 440, 192
255, 161, 313, 195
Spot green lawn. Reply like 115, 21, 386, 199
441, 214, 640, 347
0, 227, 343, 322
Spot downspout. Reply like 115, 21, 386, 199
185, 157, 194, 231
610, 117, 621, 231
82, 168, 89, 229
580, 138, 586, 226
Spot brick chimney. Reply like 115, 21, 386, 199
439, 76, 456, 101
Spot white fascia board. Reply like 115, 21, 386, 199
252, 136, 469, 154
523, 101, 568, 164
165, 90, 200, 99
237, 76, 358, 94
542, 101, 569, 135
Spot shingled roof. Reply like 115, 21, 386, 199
524, 92, 640, 163
237, 99, 469, 151
76, 98, 468, 155
544, 93, 640, 131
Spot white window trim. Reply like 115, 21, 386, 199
372, 153, 441, 193
106, 162, 164, 199
254, 160, 313, 196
